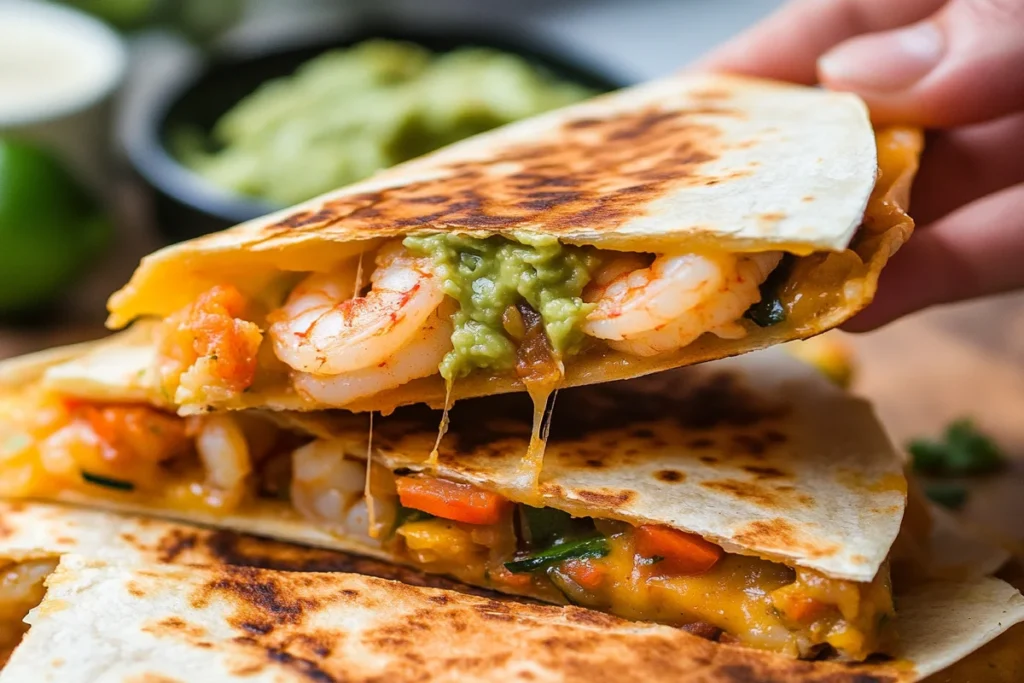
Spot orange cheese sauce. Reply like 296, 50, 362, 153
384, 512, 894, 659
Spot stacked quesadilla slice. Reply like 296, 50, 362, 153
0, 336, 1007, 663
0, 502, 1022, 682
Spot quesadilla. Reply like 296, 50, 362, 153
104, 74, 922, 430
3, 555, 1023, 683
0, 500, 499, 667
2, 334, 924, 661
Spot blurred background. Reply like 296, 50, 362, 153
1, 0, 1022, 546
0, 0, 786, 328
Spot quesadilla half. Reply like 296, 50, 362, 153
0, 500, 501, 668
3, 555, 1023, 683
105, 74, 922, 429
2, 335, 918, 660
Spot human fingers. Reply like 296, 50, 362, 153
694, 0, 946, 83
845, 181, 1024, 331
911, 112, 1024, 225
819, 0, 1024, 126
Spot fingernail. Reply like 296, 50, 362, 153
819, 21, 945, 92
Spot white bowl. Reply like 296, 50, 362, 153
0, 0, 128, 192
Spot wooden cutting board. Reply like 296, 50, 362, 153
850, 292, 1024, 550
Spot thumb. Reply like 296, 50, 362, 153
817, 0, 1024, 127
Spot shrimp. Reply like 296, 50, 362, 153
269, 241, 446, 376
293, 301, 455, 407
582, 251, 783, 357
290, 439, 374, 540
191, 414, 253, 510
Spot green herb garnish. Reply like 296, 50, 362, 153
744, 255, 792, 327
520, 505, 576, 547
745, 297, 786, 327
924, 482, 968, 510
390, 504, 434, 536
505, 535, 609, 574
81, 471, 135, 492
909, 419, 1006, 476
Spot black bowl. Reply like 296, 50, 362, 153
126, 22, 626, 244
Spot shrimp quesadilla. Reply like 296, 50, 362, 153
104, 73, 922, 427
0, 337, 937, 661
0, 500, 501, 667
3, 554, 1024, 683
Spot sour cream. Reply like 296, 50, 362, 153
0, 0, 126, 126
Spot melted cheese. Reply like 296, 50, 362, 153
387, 516, 894, 660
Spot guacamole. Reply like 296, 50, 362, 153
177, 40, 597, 206
405, 233, 600, 382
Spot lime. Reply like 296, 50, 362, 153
0, 139, 112, 314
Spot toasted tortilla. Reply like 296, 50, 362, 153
99, 74, 921, 415
0, 500, 497, 592
2, 555, 1022, 683
0, 501, 501, 672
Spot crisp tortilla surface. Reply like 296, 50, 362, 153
2, 556, 1022, 683
108, 74, 882, 325
0, 501, 495, 595
94, 75, 921, 415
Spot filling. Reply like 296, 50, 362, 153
153, 237, 786, 410
0, 557, 57, 667
372, 471, 895, 660
0, 391, 895, 662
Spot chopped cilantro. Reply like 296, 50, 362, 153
909, 419, 1006, 476
744, 255, 792, 327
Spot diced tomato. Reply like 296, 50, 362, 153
396, 475, 511, 525
561, 558, 607, 591
78, 405, 190, 465
60, 397, 86, 413
634, 525, 723, 575
784, 596, 828, 623
187, 285, 260, 390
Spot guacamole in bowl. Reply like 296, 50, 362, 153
175, 40, 597, 207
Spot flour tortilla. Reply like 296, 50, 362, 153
0, 502, 496, 673
100, 74, 921, 414
0, 500, 493, 593
2, 555, 1022, 683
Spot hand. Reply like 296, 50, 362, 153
696, 0, 1024, 330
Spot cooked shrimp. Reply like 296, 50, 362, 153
582, 251, 783, 357
192, 414, 252, 510
269, 241, 446, 376
290, 439, 371, 538
293, 301, 455, 407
